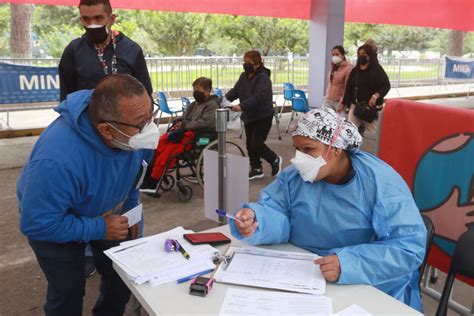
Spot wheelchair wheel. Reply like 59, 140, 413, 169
177, 184, 193, 202
195, 139, 246, 188
159, 174, 175, 191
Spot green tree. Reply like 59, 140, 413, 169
0, 4, 11, 56
135, 11, 210, 56
216, 15, 308, 56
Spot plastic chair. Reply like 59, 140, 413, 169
285, 89, 309, 133
181, 97, 191, 113
238, 102, 282, 141
213, 87, 223, 99
279, 82, 295, 117
419, 214, 435, 285
435, 229, 474, 316
156, 91, 183, 130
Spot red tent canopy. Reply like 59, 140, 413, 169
2, 0, 474, 31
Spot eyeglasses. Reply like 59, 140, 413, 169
103, 103, 159, 133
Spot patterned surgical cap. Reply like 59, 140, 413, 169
292, 108, 362, 150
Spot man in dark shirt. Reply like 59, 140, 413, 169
58, 0, 153, 101
58, 0, 153, 278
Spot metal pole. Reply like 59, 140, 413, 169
215, 108, 228, 225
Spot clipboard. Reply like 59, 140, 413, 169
213, 245, 326, 295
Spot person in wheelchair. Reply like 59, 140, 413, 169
140, 77, 220, 193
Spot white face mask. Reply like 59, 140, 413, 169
332, 55, 343, 65
109, 122, 160, 151
290, 150, 327, 183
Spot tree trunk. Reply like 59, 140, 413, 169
10, 4, 34, 58
446, 30, 466, 56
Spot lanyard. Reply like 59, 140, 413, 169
95, 34, 117, 75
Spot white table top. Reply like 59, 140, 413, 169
114, 225, 422, 316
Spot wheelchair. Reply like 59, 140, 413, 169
145, 131, 246, 202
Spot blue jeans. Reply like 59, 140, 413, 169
28, 238, 132, 316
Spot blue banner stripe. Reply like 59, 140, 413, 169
0, 62, 60, 104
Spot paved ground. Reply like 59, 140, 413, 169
0, 103, 472, 315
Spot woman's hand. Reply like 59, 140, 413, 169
232, 104, 242, 112
369, 94, 379, 107
336, 103, 345, 113
314, 255, 341, 282
233, 208, 258, 237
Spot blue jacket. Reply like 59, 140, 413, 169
17, 90, 152, 243
230, 150, 426, 312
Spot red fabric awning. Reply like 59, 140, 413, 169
2, 0, 474, 31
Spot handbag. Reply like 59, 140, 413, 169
353, 70, 382, 123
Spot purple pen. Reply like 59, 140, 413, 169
215, 209, 242, 223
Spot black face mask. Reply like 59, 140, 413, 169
357, 55, 369, 65
193, 91, 206, 103
243, 63, 255, 75
84, 24, 109, 44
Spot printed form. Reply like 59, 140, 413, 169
214, 246, 326, 295
219, 288, 333, 316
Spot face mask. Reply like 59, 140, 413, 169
84, 23, 109, 44
332, 56, 343, 64
109, 121, 160, 151
357, 55, 369, 65
243, 63, 255, 75
290, 150, 327, 183
193, 91, 206, 103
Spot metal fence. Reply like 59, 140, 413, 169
0, 56, 471, 98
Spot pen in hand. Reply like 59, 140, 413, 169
215, 209, 243, 223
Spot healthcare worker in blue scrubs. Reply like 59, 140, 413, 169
230, 108, 427, 312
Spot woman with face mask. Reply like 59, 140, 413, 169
140, 77, 220, 193
229, 108, 427, 313
322, 46, 352, 117
341, 44, 390, 135
224, 50, 282, 180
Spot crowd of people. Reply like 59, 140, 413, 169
15, 0, 427, 315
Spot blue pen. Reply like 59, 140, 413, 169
215, 209, 242, 223
176, 268, 215, 284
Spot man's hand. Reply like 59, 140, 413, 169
314, 255, 341, 282
233, 208, 258, 237
232, 104, 242, 112
104, 215, 129, 240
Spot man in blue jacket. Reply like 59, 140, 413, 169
17, 75, 158, 316
231, 108, 427, 312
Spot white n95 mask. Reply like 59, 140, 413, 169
128, 121, 160, 150
110, 121, 160, 151
332, 56, 343, 64
290, 150, 327, 183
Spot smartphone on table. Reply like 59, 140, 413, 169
183, 232, 231, 246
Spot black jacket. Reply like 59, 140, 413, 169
225, 66, 274, 124
342, 63, 390, 107
58, 32, 153, 101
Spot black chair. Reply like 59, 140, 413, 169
419, 214, 435, 284
435, 229, 474, 316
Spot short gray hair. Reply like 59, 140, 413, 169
88, 74, 147, 125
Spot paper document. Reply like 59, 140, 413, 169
214, 246, 325, 294
219, 288, 333, 316
123, 204, 142, 227
104, 227, 217, 286
335, 304, 373, 316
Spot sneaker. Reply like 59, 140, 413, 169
139, 178, 158, 193
85, 256, 96, 278
271, 156, 283, 177
249, 168, 264, 180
